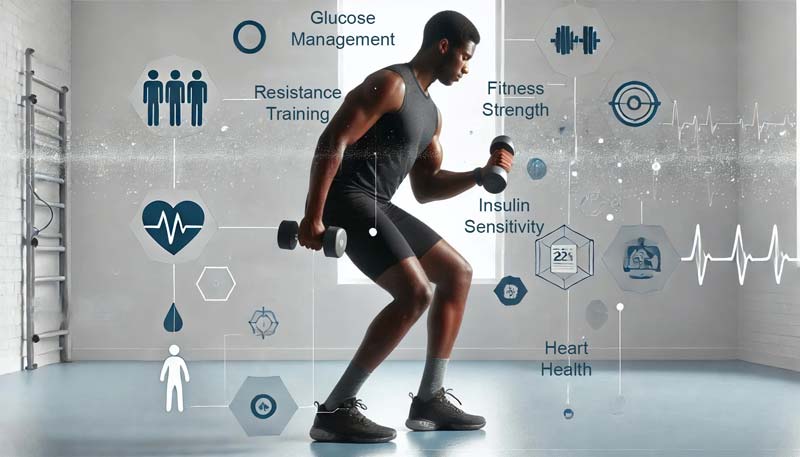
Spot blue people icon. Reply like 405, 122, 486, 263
165, 70, 185, 126
143, 70, 163, 126
187, 70, 208, 127
623, 237, 661, 279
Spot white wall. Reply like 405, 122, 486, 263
0, 0, 71, 375
736, 0, 799, 371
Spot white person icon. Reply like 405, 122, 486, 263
159, 344, 190, 412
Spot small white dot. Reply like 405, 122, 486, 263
368, 228, 377, 237
606, 213, 614, 221
571, 170, 578, 177
651, 161, 661, 172
598, 138, 604, 144
617, 178, 623, 184
221, 125, 229, 132
617, 162, 622, 168
616, 302, 624, 311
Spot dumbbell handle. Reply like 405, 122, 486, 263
293, 226, 343, 244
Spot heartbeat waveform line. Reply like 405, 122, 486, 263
681, 224, 798, 285
661, 101, 793, 147
143, 211, 203, 245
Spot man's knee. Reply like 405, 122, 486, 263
409, 279, 434, 308
448, 258, 473, 290
461, 260, 473, 283
403, 279, 434, 318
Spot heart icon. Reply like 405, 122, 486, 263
142, 200, 204, 255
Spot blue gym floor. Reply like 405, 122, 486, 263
0, 360, 798, 457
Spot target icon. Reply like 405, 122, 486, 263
608, 81, 661, 127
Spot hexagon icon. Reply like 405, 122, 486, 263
196, 266, 236, 302
229, 376, 298, 436
602, 225, 679, 294
130, 189, 217, 264
129, 55, 219, 137
535, 225, 594, 290
535, 4, 615, 76
493, 276, 528, 306
249, 307, 279, 338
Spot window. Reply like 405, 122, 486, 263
337, 0, 500, 284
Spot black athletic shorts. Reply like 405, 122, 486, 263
322, 190, 442, 281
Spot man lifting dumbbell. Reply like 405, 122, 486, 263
298, 11, 513, 443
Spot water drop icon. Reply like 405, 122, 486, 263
164, 303, 183, 332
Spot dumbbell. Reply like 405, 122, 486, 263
550, 25, 601, 55
484, 135, 515, 194
277, 220, 347, 258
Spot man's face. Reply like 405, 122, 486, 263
438, 40, 476, 86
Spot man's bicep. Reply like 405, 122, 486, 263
410, 134, 443, 191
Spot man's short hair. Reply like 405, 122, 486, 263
421, 11, 480, 49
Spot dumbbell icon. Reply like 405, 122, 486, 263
550, 25, 601, 55
277, 220, 348, 258
483, 135, 515, 194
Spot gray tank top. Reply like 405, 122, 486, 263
331, 63, 439, 202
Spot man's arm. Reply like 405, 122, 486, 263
410, 110, 514, 204
299, 70, 405, 250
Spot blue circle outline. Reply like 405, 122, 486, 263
626, 95, 642, 110
608, 80, 661, 127
250, 393, 277, 419
233, 20, 266, 54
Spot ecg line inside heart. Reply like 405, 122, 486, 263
142, 200, 204, 255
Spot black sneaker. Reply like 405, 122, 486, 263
309, 398, 397, 443
406, 388, 486, 431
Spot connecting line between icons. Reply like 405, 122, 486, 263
566, 290, 571, 405
618, 308, 623, 396
218, 226, 278, 230
172, 137, 176, 188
